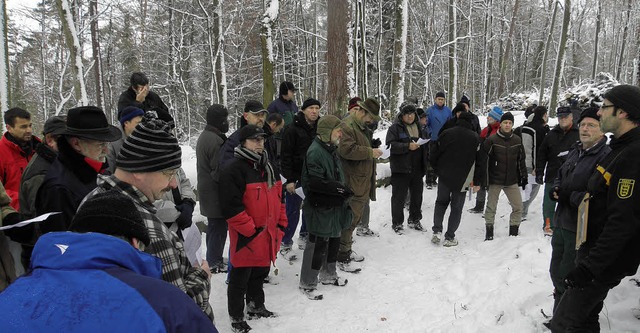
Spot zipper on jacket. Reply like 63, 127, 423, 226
256, 186, 262, 200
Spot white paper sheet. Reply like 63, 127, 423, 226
379, 146, 391, 159
0, 212, 60, 231
295, 187, 305, 200
416, 138, 430, 145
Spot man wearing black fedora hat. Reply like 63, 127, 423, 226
36, 106, 120, 235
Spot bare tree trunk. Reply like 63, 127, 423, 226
0, 0, 10, 114
615, 0, 632, 81
89, 0, 104, 110
261, 0, 278, 107
482, 0, 493, 106
549, 0, 571, 115
447, 0, 457, 105
497, 0, 520, 98
327, 0, 349, 116
591, 0, 601, 79
538, 0, 558, 107
390, 0, 408, 113
56, 0, 89, 106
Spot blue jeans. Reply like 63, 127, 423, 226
282, 192, 307, 246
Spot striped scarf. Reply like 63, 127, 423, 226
234, 146, 276, 188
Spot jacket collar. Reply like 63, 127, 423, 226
204, 124, 227, 141
610, 126, 640, 150
57, 137, 104, 183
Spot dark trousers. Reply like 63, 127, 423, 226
432, 182, 466, 240
474, 187, 486, 209
391, 173, 423, 227
283, 192, 307, 246
227, 266, 270, 320
206, 217, 228, 266
550, 279, 620, 332
300, 234, 340, 289
549, 227, 577, 297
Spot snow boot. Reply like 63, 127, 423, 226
443, 238, 459, 247
431, 232, 442, 244
509, 225, 519, 236
392, 225, 404, 234
231, 318, 251, 333
300, 288, 323, 300
246, 302, 276, 319
484, 225, 494, 241
356, 227, 379, 237
321, 276, 348, 286
349, 250, 365, 262
337, 260, 362, 273
279, 247, 297, 261
408, 220, 424, 231
468, 203, 484, 214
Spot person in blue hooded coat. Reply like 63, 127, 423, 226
0, 191, 217, 333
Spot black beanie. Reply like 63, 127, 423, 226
500, 111, 514, 123
116, 115, 182, 172
452, 103, 466, 115
279, 81, 297, 96
206, 104, 229, 133
603, 84, 640, 120
70, 191, 150, 246
301, 98, 321, 110
400, 104, 417, 115
578, 107, 600, 123
435, 91, 446, 99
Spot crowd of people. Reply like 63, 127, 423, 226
0, 73, 638, 332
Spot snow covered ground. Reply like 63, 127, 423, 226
182, 112, 640, 332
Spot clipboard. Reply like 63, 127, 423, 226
576, 193, 590, 250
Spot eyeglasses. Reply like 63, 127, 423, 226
161, 169, 178, 181
600, 104, 616, 110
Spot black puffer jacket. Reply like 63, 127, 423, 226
386, 113, 428, 175
553, 137, 610, 231
483, 129, 526, 186
536, 124, 579, 183
281, 112, 318, 184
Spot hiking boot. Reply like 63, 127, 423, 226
408, 220, 424, 231
231, 319, 252, 333
392, 225, 404, 234
468, 205, 484, 214
485, 225, 494, 241
279, 247, 297, 261
443, 238, 459, 247
509, 225, 519, 236
246, 302, 276, 318
356, 227, 379, 237
349, 250, 365, 262
337, 261, 362, 273
321, 276, 348, 286
300, 287, 323, 300
297, 234, 308, 250
210, 262, 228, 274
431, 232, 442, 244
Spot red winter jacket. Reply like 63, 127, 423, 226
219, 157, 287, 268
0, 133, 39, 209
480, 122, 500, 141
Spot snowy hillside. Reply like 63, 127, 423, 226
181, 112, 640, 332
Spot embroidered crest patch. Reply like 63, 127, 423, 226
617, 179, 635, 199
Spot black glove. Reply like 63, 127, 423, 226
556, 187, 571, 203
2, 212, 33, 244
174, 201, 194, 230
335, 183, 354, 199
564, 264, 594, 289
535, 174, 544, 185
371, 138, 382, 149
518, 177, 528, 190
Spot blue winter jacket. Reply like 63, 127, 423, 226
0, 232, 217, 333
426, 104, 452, 141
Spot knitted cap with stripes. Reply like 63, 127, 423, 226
116, 116, 182, 172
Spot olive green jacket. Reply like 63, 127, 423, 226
337, 116, 377, 201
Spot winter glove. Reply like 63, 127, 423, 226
518, 176, 528, 190
174, 200, 195, 230
555, 187, 571, 203
550, 186, 561, 202
564, 264, 594, 289
535, 174, 544, 185
371, 138, 382, 149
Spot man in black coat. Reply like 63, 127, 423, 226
535, 107, 579, 236
280, 98, 320, 256
546, 107, 610, 319
518, 106, 550, 220
35, 107, 121, 234
117, 72, 173, 125
551, 85, 640, 332
429, 112, 482, 246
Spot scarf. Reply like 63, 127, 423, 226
234, 146, 276, 188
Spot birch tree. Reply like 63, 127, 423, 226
56, 0, 89, 106
0, 0, 9, 114
549, 0, 571, 115
261, 0, 278, 107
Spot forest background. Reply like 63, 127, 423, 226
1, 0, 639, 142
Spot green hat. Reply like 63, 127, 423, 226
357, 98, 381, 121
317, 115, 342, 143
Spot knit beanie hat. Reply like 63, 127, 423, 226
279, 81, 297, 96
416, 108, 426, 118
70, 190, 150, 246
500, 111, 514, 123
116, 115, 181, 172
452, 103, 466, 116
460, 95, 470, 107
603, 84, 640, 120
489, 106, 504, 122
206, 104, 229, 133
435, 91, 446, 99
578, 107, 600, 123
348, 97, 362, 111
400, 103, 417, 115
301, 98, 321, 110
119, 106, 145, 126
317, 115, 342, 143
